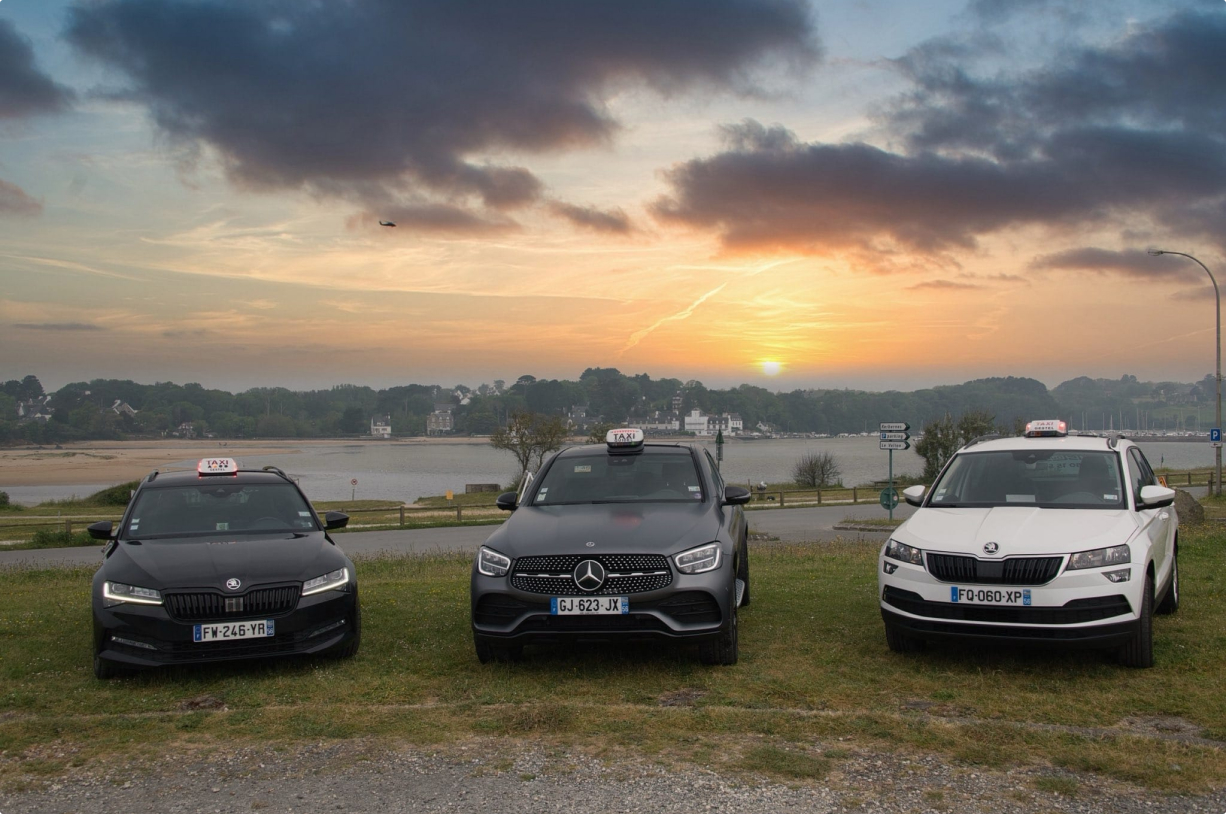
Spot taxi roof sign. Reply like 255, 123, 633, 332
197, 457, 239, 476
1024, 419, 1067, 438
606, 427, 645, 452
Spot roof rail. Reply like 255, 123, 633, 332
1106, 433, 1122, 449
260, 465, 292, 481
145, 469, 158, 483
964, 433, 1002, 448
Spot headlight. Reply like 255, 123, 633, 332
103, 581, 162, 608
674, 543, 722, 574
1066, 545, 1130, 571
477, 546, 510, 577
302, 567, 350, 596
884, 539, 924, 565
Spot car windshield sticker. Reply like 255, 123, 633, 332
1104, 494, 1117, 500
298, 511, 311, 517
216, 522, 228, 530
688, 485, 701, 491
537, 487, 549, 501
574, 465, 591, 473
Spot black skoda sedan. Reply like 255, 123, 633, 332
89, 458, 360, 678
470, 429, 752, 665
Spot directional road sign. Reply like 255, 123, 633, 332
880, 432, 909, 441
879, 487, 899, 510
880, 422, 910, 432
1212, 428, 1222, 443
880, 440, 911, 451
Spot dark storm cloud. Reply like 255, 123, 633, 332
14, 322, 107, 332
0, 19, 73, 119
653, 11, 1226, 257
1030, 248, 1204, 284
549, 202, 633, 235
64, 0, 817, 228
0, 179, 42, 217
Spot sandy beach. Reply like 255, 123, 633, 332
0, 437, 496, 488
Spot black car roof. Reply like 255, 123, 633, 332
554, 443, 693, 458
138, 468, 297, 488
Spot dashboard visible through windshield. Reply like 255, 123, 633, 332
125, 483, 318, 538
929, 449, 1125, 509
530, 452, 703, 505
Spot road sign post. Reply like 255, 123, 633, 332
879, 423, 911, 521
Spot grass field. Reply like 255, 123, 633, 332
1, 528, 1224, 793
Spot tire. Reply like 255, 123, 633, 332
884, 622, 926, 654
1118, 576, 1154, 668
1156, 547, 1179, 616
699, 600, 738, 665
93, 652, 121, 680
474, 636, 523, 664
736, 540, 751, 607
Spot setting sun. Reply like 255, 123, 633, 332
761, 361, 783, 376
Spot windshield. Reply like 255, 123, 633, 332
529, 451, 703, 505
125, 482, 318, 539
929, 449, 1125, 510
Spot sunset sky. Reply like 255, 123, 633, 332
1, 0, 1223, 394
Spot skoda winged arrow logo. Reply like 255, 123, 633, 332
225, 578, 242, 591
573, 560, 606, 592
983, 542, 1000, 556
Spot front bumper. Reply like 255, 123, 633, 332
472, 570, 732, 645
93, 587, 358, 669
879, 554, 1141, 647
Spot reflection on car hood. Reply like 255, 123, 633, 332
483, 502, 719, 557
900, 507, 1139, 555
105, 533, 345, 589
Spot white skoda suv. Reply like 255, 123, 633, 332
878, 420, 1179, 668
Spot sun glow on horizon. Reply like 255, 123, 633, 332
760, 360, 783, 376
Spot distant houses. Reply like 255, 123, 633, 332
427, 403, 455, 435
682, 408, 743, 437
370, 415, 392, 438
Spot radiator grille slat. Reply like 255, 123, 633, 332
511, 554, 673, 595
164, 585, 299, 621
926, 554, 1062, 586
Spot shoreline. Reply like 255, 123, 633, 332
0, 437, 502, 488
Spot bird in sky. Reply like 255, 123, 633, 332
379, 221, 396, 227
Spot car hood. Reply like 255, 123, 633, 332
483, 502, 720, 558
899, 507, 1139, 555
105, 533, 346, 590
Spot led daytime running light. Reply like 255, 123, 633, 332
302, 567, 349, 596
478, 546, 511, 577
674, 543, 722, 574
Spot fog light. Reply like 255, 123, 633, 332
883, 562, 898, 575
1103, 569, 1131, 583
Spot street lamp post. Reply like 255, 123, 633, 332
1150, 249, 1221, 497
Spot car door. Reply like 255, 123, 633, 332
1127, 447, 1171, 587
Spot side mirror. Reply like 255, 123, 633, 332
87, 520, 114, 540
496, 491, 518, 511
323, 511, 349, 530
1138, 485, 1175, 509
902, 485, 927, 507
723, 485, 752, 505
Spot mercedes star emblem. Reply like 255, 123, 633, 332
982, 542, 1000, 556
573, 560, 606, 592
225, 577, 242, 591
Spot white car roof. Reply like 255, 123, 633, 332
958, 434, 1131, 454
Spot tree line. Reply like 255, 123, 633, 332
0, 369, 1213, 444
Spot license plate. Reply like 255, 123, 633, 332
193, 619, 276, 642
949, 587, 1031, 605
550, 596, 629, 615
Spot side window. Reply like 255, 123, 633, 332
1128, 448, 1156, 505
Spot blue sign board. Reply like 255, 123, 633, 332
1212, 428, 1222, 443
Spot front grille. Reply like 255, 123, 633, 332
926, 554, 1062, 585
511, 554, 672, 596
164, 585, 300, 622
883, 586, 1132, 625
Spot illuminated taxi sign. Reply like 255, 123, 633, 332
197, 458, 239, 476
606, 428, 645, 450
1024, 419, 1068, 438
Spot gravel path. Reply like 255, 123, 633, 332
3, 739, 1223, 814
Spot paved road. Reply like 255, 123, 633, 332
0, 503, 910, 569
